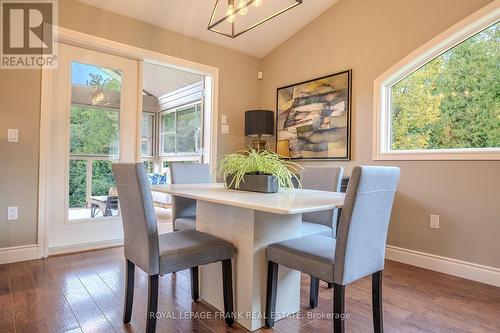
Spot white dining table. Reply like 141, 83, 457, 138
151, 183, 345, 331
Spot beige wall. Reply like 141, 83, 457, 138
0, 0, 261, 247
0, 70, 41, 247
260, 0, 499, 268
1, 0, 498, 270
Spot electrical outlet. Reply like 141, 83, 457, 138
7, 207, 18, 220
430, 214, 440, 229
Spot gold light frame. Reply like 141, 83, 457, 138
207, 0, 302, 38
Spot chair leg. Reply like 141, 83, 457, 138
333, 283, 345, 333
309, 276, 319, 308
222, 259, 234, 326
190, 266, 199, 302
146, 275, 159, 333
123, 259, 135, 324
372, 270, 384, 333
265, 261, 279, 328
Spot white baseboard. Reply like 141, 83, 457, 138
2, 242, 498, 288
0, 244, 40, 264
386, 245, 500, 287
48, 238, 123, 256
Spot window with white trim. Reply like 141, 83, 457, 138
141, 112, 155, 157
159, 102, 202, 157
374, 5, 499, 160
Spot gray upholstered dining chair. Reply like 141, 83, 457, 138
265, 166, 400, 333
112, 163, 234, 333
301, 166, 344, 237
300, 166, 344, 295
170, 163, 211, 231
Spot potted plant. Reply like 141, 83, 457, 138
218, 148, 302, 193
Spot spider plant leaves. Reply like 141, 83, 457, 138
218, 148, 303, 190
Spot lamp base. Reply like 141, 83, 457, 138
251, 139, 268, 150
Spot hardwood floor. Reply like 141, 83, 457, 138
0, 248, 499, 333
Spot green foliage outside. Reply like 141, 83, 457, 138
176, 105, 200, 153
69, 160, 87, 208
87, 72, 121, 91
92, 160, 115, 195
69, 72, 121, 208
391, 22, 499, 150
70, 107, 119, 155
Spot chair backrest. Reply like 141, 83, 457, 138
170, 163, 211, 222
170, 163, 212, 184
112, 163, 160, 275
334, 166, 400, 285
301, 166, 344, 230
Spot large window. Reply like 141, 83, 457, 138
374, 8, 499, 160
159, 102, 202, 157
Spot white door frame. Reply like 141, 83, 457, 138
45, 43, 139, 255
39, 27, 219, 258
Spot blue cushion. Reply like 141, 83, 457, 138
148, 172, 169, 185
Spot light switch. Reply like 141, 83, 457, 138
221, 114, 227, 125
7, 129, 19, 143
221, 124, 229, 135
7, 206, 18, 220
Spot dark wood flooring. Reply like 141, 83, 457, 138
0, 247, 499, 333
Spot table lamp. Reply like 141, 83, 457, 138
245, 110, 274, 150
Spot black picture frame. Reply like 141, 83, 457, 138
275, 70, 352, 160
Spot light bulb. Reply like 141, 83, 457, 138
238, 0, 248, 15
253, 0, 263, 7
226, 4, 236, 22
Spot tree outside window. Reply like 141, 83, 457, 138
390, 22, 499, 151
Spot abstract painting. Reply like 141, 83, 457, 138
276, 70, 351, 160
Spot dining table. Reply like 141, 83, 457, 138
151, 183, 345, 331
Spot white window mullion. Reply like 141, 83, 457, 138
174, 109, 178, 154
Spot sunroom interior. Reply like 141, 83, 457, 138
68, 61, 207, 221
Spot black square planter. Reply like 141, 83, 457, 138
226, 174, 279, 193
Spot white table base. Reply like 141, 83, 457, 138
196, 200, 302, 331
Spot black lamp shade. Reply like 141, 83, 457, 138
245, 110, 274, 137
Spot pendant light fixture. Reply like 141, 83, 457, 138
208, 0, 302, 38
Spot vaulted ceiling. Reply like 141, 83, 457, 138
76, 0, 338, 58
143, 62, 204, 98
